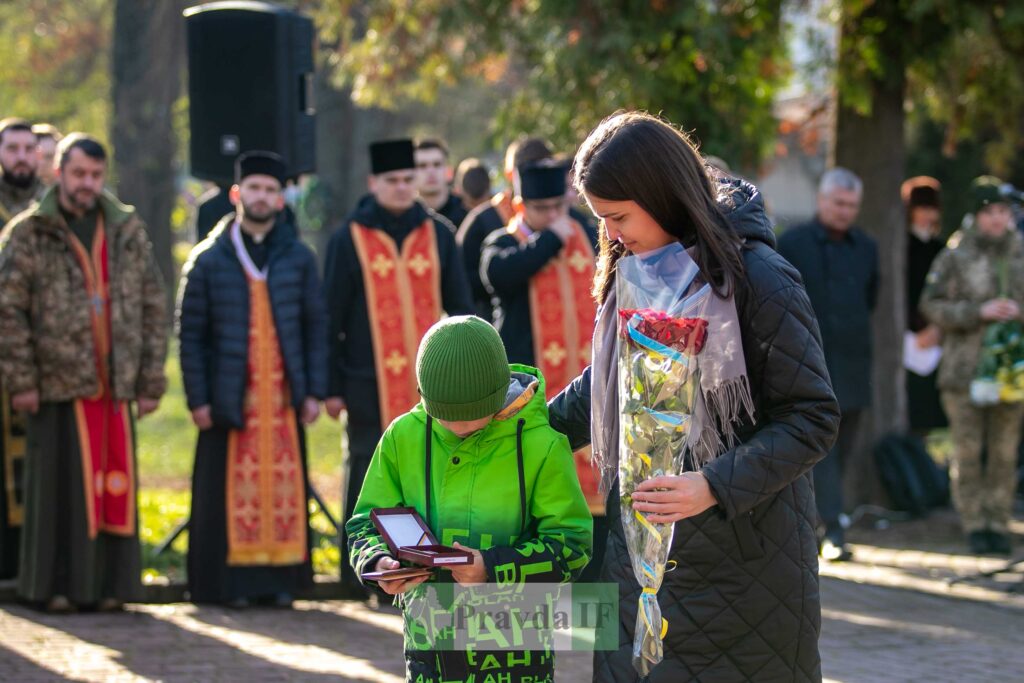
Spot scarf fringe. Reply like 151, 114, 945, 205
690, 375, 755, 467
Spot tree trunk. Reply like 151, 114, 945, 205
834, 3, 908, 506
111, 0, 184, 297
311, 58, 406, 260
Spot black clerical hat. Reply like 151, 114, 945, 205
369, 139, 416, 174
517, 161, 567, 200
235, 151, 287, 186
901, 176, 941, 210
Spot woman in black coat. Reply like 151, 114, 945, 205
549, 113, 840, 682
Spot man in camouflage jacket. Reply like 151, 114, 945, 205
0, 134, 167, 611
0, 118, 45, 227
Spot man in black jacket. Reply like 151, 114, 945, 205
777, 167, 878, 561
177, 151, 327, 607
457, 137, 597, 321
481, 161, 598, 370
322, 139, 472, 592
414, 138, 467, 229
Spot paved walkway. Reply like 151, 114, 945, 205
1, 509, 1022, 682
1, 575, 1022, 682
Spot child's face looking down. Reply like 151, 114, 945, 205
437, 416, 493, 438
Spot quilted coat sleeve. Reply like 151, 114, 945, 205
479, 437, 593, 585
176, 251, 211, 411
547, 366, 593, 451
701, 245, 840, 520
300, 248, 329, 400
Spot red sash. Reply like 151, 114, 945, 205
351, 220, 443, 429
226, 276, 308, 566
508, 216, 603, 512
67, 214, 135, 538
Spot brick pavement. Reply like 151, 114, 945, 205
2, 508, 1022, 682
1, 572, 1023, 682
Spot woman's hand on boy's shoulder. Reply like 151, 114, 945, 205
374, 556, 431, 595
446, 542, 486, 585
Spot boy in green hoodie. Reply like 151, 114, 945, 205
346, 315, 593, 682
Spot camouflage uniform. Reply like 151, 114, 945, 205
0, 185, 168, 402
0, 175, 44, 227
920, 226, 1024, 533
0, 185, 167, 604
0, 173, 44, 579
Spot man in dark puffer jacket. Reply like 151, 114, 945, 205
177, 152, 327, 606
550, 180, 839, 682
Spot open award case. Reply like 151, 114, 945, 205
360, 507, 474, 582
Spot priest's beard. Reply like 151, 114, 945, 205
240, 199, 278, 225
0, 162, 36, 190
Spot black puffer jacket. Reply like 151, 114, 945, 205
177, 214, 328, 429
549, 181, 839, 682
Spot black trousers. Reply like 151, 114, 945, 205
813, 408, 864, 542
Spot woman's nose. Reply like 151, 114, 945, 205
603, 221, 619, 242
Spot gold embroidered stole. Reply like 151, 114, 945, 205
351, 220, 443, 429
226, 276, 308, 566
508, 217, 604, 512
66, 213, 135, 537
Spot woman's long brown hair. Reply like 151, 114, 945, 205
573, 112, 745, 304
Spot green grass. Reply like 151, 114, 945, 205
135, 347, 348, 578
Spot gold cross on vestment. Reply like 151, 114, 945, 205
385, 350, 409, 375
370, 254, 395, 278
568, 250, 591, 274
543, 341, 567, 367
407, 253, 431, 278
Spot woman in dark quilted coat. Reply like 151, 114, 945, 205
549, 112, 840, 682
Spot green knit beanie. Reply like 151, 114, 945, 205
416, 316, 511, 421
971, 175, 1005, 214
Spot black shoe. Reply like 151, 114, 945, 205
224, 597, 250, 609
271, 592, 294, 609
820, 538, 853, 562
986, 531, 1012, 556
97, 598, 123, 613
45, 595, 75, 614
967, 530, 990, 555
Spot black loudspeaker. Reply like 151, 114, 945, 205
185, 1, 315, 185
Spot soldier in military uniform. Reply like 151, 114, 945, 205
0, 118, 45, 580
921, 176, 1024, 556
0, 118, 44, 224
0, 134, 168, 611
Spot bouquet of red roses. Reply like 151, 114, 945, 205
615, 245, 711, 675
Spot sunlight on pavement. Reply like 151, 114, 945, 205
822, 607, 975, 639
300, 599, 405, 636
0, 609, 146, 682
142, 604, 404, 683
